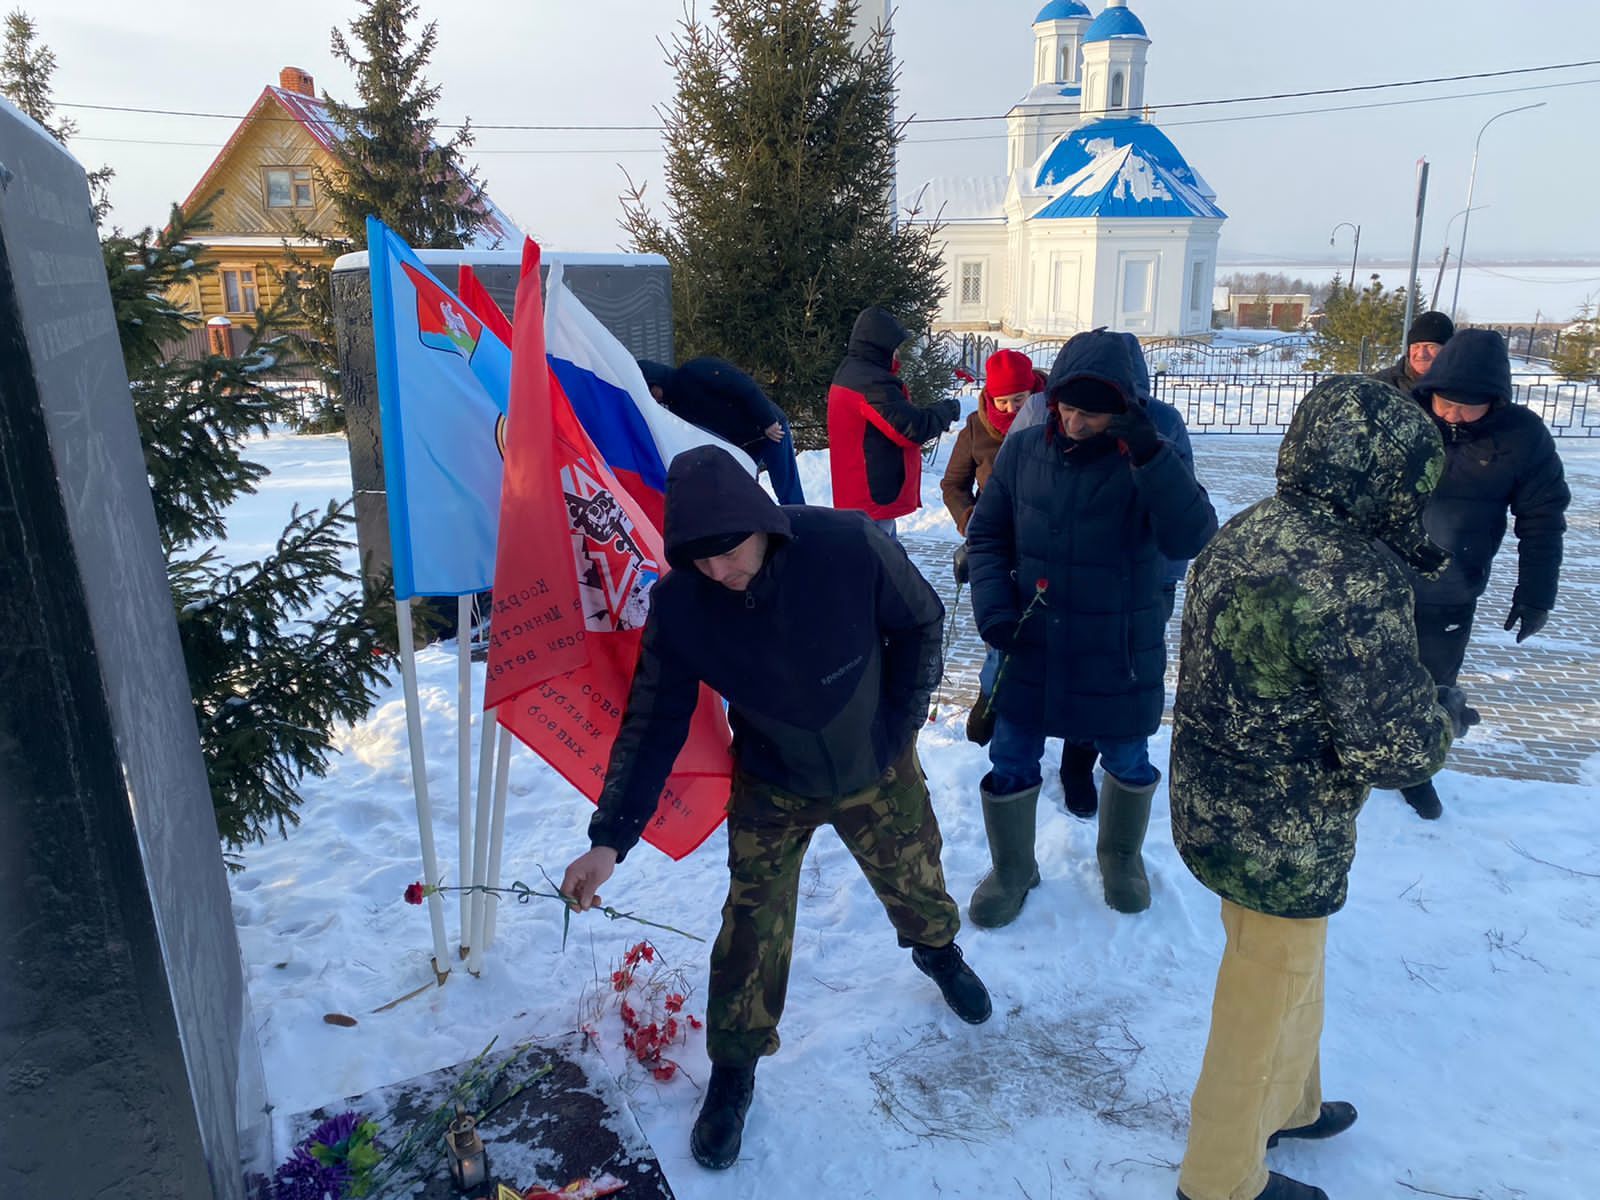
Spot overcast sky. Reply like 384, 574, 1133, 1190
42, 0, 1600, 266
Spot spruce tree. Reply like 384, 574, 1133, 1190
1304, 273, 1422, 373
279, 0, 496, 431
621, 0, 953, 447
104, 204, 393, 859
1552, 303, 1598, 382
1, 8, 112, 220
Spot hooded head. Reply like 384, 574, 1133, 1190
1115, 331, 1155, 405
1412, 327, 1512, 411
637, 359, 677, 400
663, 445, 792, 573
1276, 376, 1447, 573
1045, 328, 1138, 418
847, 306, 910, 370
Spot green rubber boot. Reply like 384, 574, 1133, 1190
968, 774, 1041, 928
1097, 770, 1158, 914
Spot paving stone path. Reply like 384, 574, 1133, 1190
904, 436, 1600, 786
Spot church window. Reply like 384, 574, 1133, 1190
1190, 260, 1208, 313
1111, 72, 1125, 110
1058, 46, 1071, 82
960, 261, 985, 306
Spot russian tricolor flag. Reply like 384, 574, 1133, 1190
543, 261, 752, 525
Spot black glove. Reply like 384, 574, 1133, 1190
979, 621, 1017, 655
936, 396, 962, 427
952, 543, 970, 586
1107, 404, 1161, 465
1503, 603, 1549, 643
1437, 686, 1481, 739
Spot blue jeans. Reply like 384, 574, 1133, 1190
756, 422, 806, 505
988, 715, 1158, 794
979, 646, 1000, 694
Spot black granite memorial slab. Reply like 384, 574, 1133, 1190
280, 1035, 676, 1200
0, 100, 268, 1197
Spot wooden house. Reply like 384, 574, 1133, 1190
173, 66, 521, 331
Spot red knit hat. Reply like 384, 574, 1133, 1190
984, 349, 1037, 398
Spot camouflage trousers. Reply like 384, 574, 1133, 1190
706, 744, 962, 1066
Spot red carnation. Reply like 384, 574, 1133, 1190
1035, 578, 1049, 592
403, 882, 426, 906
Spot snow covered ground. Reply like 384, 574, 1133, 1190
230, 427, 1598, 1199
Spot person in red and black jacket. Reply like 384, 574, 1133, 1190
827, 306, 961, 536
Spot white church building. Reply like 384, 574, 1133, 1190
909, 0, 1225, 339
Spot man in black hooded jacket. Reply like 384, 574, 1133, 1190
560, 445, 990, 1171
1397, 328, 1570, 818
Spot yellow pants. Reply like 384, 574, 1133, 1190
1178, 898, 1328, 1200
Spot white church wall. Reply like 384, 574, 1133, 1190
933, 225, 1009, 329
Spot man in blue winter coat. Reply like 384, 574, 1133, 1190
1395, 328, 1569, 819
1009, 331, 1201, 817
966, 330, 1216, 923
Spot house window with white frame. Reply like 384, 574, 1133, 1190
220, 266, 259, 314
265, 166, 315, 209
959, 260, 985, 307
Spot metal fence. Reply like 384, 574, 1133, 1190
933, 332, 1597, 437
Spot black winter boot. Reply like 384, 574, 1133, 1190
1178, 1172, 1328, 1200
1402, 779, 1443, 820
968, 774, 1041, 928
690, 1062, 757, 1170
911, 941, 992, 1024
1268, 1100, 1358, 1148
1060, 743, 1099, 818
1097, 770, 1157, 914
966, 693, 996, 746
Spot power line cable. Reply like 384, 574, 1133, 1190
56, 57, 1600, 131
72, 74, 1600, 156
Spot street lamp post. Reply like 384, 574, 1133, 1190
1329, 221, 1361, 290
1450, 102, 1546, 321
1432, 205, 1489, 309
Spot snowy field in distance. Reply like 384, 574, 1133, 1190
1219, 261, 1600, 325
227, 428, 1599, 1200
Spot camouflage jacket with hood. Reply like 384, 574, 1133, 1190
1170, 376, 1456, 919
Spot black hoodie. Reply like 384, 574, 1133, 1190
589, 446, 946, 860
1410, 330, 1569, 609
637, 357, 783, 453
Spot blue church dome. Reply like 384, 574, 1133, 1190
1034, 1, 1091, 22
1083, 5, 1149, 42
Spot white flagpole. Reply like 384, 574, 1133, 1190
456, 594, 473, 956
395, 597, 450, 981
466, 704, 499, 976
482, 721, 514, 952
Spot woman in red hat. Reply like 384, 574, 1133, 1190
940, 348, 1046, 744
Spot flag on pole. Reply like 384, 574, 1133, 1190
484, 243, 734, 860
367, 217, 510, 598
543, 265, 752, 525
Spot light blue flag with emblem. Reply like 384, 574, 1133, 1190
367, 215, 511, 598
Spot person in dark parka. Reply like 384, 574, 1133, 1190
1011, 331, 1202, 815
965, 330, 1216, 923
638, 356, 807, 505
1170, 376, 1470, 1200
828, 306, 961, 535
1371, 309, 1454, 395
560, 445, 990, 1171
1397, 328, 1570, 818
